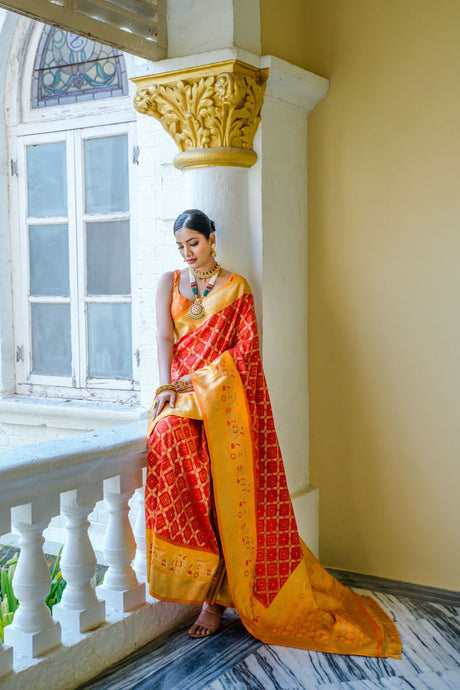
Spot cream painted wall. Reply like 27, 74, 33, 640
261, 0, 460, 590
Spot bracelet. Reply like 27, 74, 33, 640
155, 384, 176, 397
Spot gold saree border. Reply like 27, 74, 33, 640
146, 532, 221, 604
191, 351, 258, 619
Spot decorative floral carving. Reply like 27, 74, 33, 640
133, 62, 268, 154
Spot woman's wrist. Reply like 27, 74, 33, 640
155, 384, 176, 396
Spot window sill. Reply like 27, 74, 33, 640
0, 396, 148, 449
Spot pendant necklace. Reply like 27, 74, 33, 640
188, 265, 220, 320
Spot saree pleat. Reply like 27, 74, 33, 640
146, 272, 402, 658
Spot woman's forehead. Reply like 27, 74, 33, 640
175, 227, 205, 242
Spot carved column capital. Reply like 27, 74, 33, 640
133, 60, 269, 169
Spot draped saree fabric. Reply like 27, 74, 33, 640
146, 272, 402, 658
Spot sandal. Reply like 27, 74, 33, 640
188, 603, 225, 638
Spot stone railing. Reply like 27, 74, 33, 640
0, 420, 194, 688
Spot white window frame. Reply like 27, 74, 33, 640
11, 122, 140, 401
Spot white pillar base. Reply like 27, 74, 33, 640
96, 581, 146, 612
0, 644, 13, 678
292, 486, 319, 559
4, 620, 60, 658
53, 599, 106, 634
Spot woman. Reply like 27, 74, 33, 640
146, 210, 401, 657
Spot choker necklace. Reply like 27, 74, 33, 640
188, 267, 220, 320
189, 262, 221, 280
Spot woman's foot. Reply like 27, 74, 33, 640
188, 603, 225, 638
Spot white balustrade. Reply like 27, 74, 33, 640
0, 419, 151, 682
0, 419, 204, 687
96, 472, 146, 612
53, 486, 106, 633
4, 500, 61, 657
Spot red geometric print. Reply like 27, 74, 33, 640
146, 416, 219, 555
149, 292, 302, 608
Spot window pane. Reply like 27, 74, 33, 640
29, 224, 69, 296
86, 220, 130, 295
32, 26, 128, 109
27, 142, 67, 217
84, 135, 129, 213
87, 303, 132, 379
31, 303, 71, 376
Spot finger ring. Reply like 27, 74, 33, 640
176, 379, 187, 390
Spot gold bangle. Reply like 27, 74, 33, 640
155, 384, 176, 396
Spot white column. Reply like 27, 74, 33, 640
132, 50, 328, 553
256, 57, 327, 553
96, 472, 145, 612
5, 500, 61, 658
180, 165, 263, 319
53, 486, 106, 633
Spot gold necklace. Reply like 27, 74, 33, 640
189, 262, 221, 280
188, 268, 220, 320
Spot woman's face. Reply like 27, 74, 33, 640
175, 226, 215, 271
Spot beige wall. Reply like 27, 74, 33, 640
262, 0, 460, 590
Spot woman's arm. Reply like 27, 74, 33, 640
152, 272, 176, 415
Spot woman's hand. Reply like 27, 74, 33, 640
174, 374, 193, 393
152, 389, 176, 417
152, 375, 193, 417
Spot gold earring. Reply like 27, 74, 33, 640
211, 243, 217, 258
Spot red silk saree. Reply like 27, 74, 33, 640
146, 272, 401, 658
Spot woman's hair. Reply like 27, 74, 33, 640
173, 209, 216, 238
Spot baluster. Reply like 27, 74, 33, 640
131, 469, 156, 602
0, 509, 13, 676
96, 472, 145, 612
5, 500, 61, 657
53, 486, 106, 633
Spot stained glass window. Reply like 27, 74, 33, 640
32, 26, 128, 108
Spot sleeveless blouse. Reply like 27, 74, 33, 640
170, 270, 190, 321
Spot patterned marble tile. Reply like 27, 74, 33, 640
79, 576, 460, 690
317, 669, 460, 689
79, 611, 262, 690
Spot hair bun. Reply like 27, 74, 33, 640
210, 220, 216, 232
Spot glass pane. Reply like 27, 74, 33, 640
86, 220, 130, 295
31, 303, 71, 376
87, 303, 132, 379
84, 135, 129, 213
29, 224, 69, 296
32, 26, 128, 109
27, 142, 67, 217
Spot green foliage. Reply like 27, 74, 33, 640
0, 547, 67, 642
0, 554, 19, 643
46, 547, 66, 611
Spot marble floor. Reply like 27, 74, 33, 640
79, 571, 460, 690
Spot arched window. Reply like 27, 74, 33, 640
32, 26, 128, 108
9, 20, 139, 401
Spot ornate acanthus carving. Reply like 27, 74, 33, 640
133, 60, 269, 169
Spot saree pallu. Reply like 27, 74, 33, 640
146, 273, 401, 658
